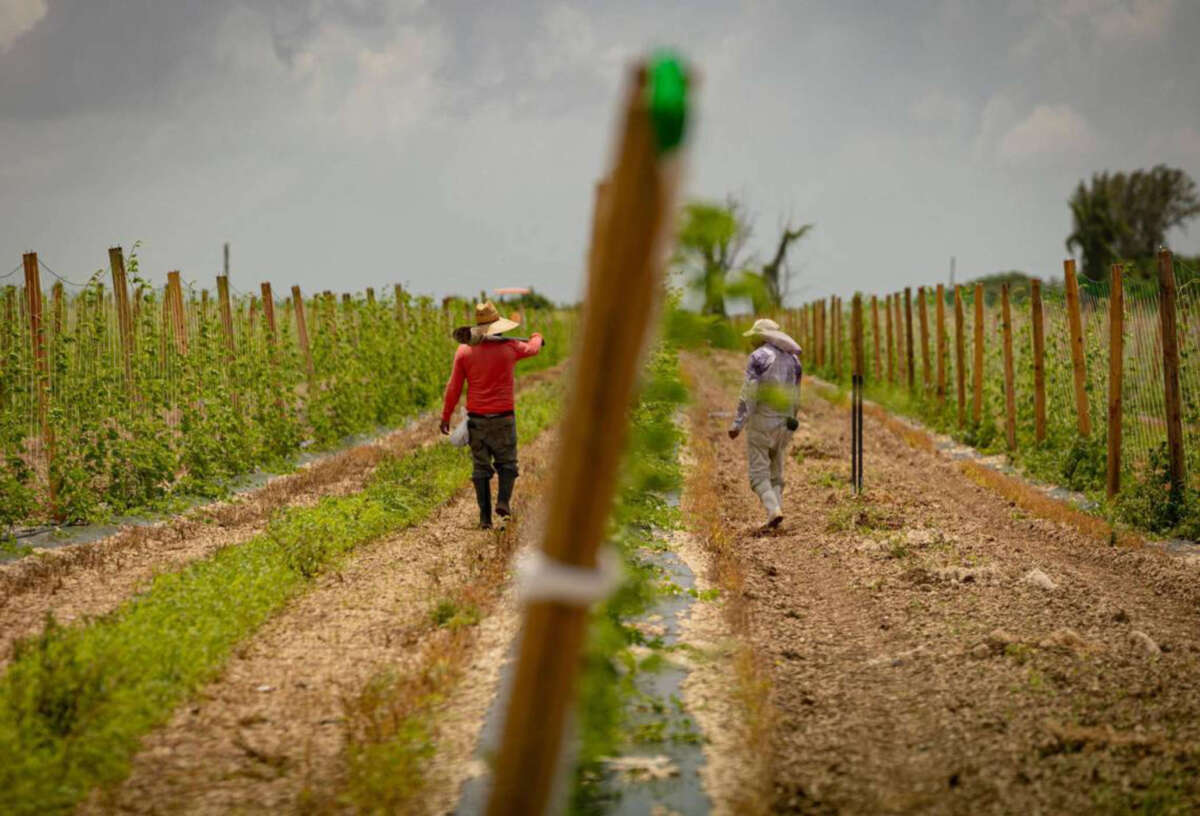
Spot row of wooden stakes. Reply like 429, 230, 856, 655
786, 249, 1187, 499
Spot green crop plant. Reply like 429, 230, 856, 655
0, 254, 574, 531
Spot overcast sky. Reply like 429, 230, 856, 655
2, 0, 1199, 305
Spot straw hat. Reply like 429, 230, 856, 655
475, 301, 520, 336
743, 318, 801, 352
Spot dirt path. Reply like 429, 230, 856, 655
79, 423, 557, 815
0, 367, 562, 667
683, 350, 1200, 814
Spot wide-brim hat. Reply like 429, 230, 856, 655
743, 318, 801, 352
475, 300, 520, 336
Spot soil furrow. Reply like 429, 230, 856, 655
79, 426, 558, 815
687, 349, 1200, 814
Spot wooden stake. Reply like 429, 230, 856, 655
487, 61, 682, 816
23, 253, 55, 515
1001, 283, 1016, 450
217, 275, 235, 358
904, 287, 915, 391
51, 282, 64, 341
871, 295, 881, 381
1157, 249, 1186, 492
1107, 264, 1124, 498
1063, 259, 1091, 437
973, 283, 984, 424
166, 271, 188, 355
366, 287, 375, 305
291, 285, 315, 379
935, 283, 947, 402
955, 285, 966, 426
109, 247, 136, 390
394, 284, 406, 323
835, 296, 844, 379
885, 294, 895, 384
1031, 279, 1047, 443
260, 282, 277, 346
918, 285, 931, 393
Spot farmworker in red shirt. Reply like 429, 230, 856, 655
441, 301, 544, 529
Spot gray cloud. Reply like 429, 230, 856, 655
2, 0, 1198, 305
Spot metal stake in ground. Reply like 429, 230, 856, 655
851, 293, 864, 495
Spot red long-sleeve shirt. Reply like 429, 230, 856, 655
441, 334, 544, 423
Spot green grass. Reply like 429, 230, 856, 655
0, 383, 561, 816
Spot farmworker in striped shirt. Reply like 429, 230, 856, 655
441, 301, 544, 529
727, 318, 802, 531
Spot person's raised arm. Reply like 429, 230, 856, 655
512, 332, 544, 360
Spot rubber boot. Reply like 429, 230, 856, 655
473, 478, 493, 530
495, 472, 516, 519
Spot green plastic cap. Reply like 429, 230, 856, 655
646, 51, 689, 155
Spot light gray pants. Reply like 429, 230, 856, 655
746, 414, 791, 519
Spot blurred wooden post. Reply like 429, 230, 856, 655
835, 296, 844, 379
1031, 279, 1047, 442
955, 285, 966, 426
826, 298, 834, 373
904, 287, 915, 392
23, 253, 55, 514
973, 283, 984, 424
820, 300, 827, 369
109, 247, 136, 390
1063, 259, 1091, 437
487, 61, 681, 816
918, 285, 931, 393
813, 302, 820, 368
166, 271, 188, 355
366, 287, 375, 305
394, 284, 406, 324
870, 295, 881, 381
813, 300, 821, 368
260, 282, 277, 347
935, 283, 947, 403
1001, 283, 1017, 450
1157, 249, 1186, 492
51, 282, 64, 340
291, 285, 315, 379
893, 293, 904, 384
1107, 264, 1124, 498
885, 294, 895, 384
217, 275, 235, 357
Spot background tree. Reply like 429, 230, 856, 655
760, 221, 814, 306
1067, 165, 1200, 280
673, 198, 752, 316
